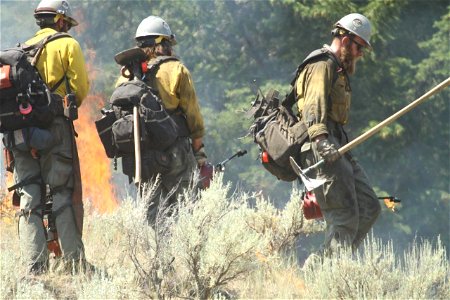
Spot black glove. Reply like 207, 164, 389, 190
316, 138, 340, 163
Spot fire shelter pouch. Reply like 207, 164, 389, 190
111, 114, 135, 155
95, 109, 117, 158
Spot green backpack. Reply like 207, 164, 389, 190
247, 48, 340, 181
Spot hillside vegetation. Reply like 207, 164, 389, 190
0, 0, 449, 298
1, 177, 448, 299
1, 0, 448, 252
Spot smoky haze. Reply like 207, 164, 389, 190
1, 0, 448, 256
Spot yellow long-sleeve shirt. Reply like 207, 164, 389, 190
26, 28, 89, 106
116, 57, 205, 139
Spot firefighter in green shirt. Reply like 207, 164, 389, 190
296, 13, 381, 258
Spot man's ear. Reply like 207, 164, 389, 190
341, 35, 351, 47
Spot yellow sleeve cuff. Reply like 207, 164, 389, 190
307, 123, 328, 140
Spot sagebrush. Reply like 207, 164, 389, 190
0, 176, 448, 299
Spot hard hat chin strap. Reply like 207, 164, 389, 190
53, 14, 62, 23
154, 36, 164, 44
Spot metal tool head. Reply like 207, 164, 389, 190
289, 157, 326, 191
114, 47, 147, 66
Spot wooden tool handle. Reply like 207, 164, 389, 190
338, 77, 450, 155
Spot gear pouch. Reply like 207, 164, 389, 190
5, 127, 54, 151
121, 149, 171, 181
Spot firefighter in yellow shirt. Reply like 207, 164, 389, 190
5, 0, 89, 274
296, 14, 381, 262
127, 16, 206, 225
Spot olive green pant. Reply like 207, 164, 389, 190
146, 137, 197, 225
300, 130, 381, 254
10, 117, 85, 269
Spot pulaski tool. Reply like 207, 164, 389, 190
290, 77, 450, 191
114, 47, 148, 185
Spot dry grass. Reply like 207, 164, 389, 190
1, 175, 448, 299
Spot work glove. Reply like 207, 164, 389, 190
316, 138, 340, 163
194, 145, 208, 167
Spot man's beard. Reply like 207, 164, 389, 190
340, 45, 357, 75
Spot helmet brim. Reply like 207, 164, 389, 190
335, 25, 372, 50
135, 35, 177, 47
34, 11, 78, 27
64, 16, 78, 27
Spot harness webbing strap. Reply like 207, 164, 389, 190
7, 174, 42, 192
23, 32, 72, 92
146, 56, 180, 76
25, 32, 72, 67
145, 55, 180, 91
16, 205, 45, 219
50, 75, 66, 93
145, 55, 189, 135
282, 48, 345, 108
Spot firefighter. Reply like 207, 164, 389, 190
132, 16, 206, 225
296, 13, 381, 260
6, 0, 89, 274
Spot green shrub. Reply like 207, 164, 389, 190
1, 176, 447, 299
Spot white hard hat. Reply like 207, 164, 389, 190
34, 0, 78, 27
135, 16, 176, 46
334, 13, 372, 49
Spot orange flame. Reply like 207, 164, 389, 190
0, 172, 15, 224
384, 198, 397, 212
74, 25, 119, 213
0, 95, 118, 222
75, 94, 118, 213
0, 16, 119, 217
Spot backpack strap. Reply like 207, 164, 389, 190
144, 55, 182, 114
7, 174, 42, 192
49, 74, 66, 93
282, 48, 344, 108
24, 32, 72, 66
24, 32, 73, 92
145, 55, 180, 84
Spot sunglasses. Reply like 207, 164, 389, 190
351, 37, 365, 53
